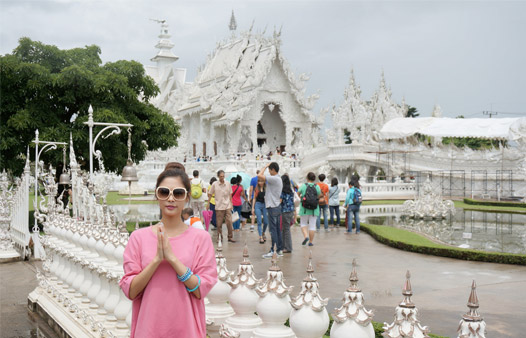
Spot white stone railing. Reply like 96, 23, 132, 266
8, 164, 32, 259
337, 182, 416, 201
29, 167, 132, 338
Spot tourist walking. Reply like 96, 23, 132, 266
259, 162, 283, 258
248, 170, 260, 232
316, 174, 329, 231
252, 177, 268, 244
344, 179, 362, 234
209, 170, 236, 242
328, 177, 341, 228
298, 172, 322, 246
120, 166, 217, 338
280, 174, 295, 253
231, 175, 244, 231
190, 170, 206, 221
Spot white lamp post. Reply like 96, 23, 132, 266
32, 129, 67, 234
83, 104, 133, 177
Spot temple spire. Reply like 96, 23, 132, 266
229, 10, 237, 32
150, 19, 179, 69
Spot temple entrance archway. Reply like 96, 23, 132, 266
258, 102, 286, 152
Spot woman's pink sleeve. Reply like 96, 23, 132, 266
193, 234, 218, 298
119, 231, 142, 300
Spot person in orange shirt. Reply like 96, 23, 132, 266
182, 208, 205, 230
316, 174, 330, 232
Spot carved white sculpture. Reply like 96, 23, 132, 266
382, 271, 430, 338
331, 259, 374, 338
253, 253, 295, 338
457, 281, 486, 338
402, 177, 455, 218
223, 244, 262, 338
289, 252, 329, 338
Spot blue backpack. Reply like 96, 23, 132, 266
353, 188, 362, 205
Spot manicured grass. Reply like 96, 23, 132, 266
455, 200, 526, 214
362, 200, 405, 205
361, 223, 526, 265
105, 191, 157, 205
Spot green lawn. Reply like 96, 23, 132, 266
362, 200, 405, 205
105, 191, 157, 205
454, 200, 526, 214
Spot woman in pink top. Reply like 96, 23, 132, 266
231, 175, 244, 231
119, 168, 218, 338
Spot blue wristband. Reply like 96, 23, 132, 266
186, 275, 201, 293
178, 267, 192, 282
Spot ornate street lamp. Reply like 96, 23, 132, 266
32, 129, 67, 233
83, 104, 133, 177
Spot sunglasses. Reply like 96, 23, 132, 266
155, 187, 188, 201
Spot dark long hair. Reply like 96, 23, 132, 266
156, 169, 191, 192
281, 174, 293, 195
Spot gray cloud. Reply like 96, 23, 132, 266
1, 0, 525, 122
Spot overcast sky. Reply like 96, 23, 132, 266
1, 0, 525, 124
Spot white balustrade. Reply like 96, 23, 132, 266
1, 159, 31, 260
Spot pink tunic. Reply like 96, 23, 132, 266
119, 226, 218, 338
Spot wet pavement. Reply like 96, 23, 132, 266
1, 225, 525, 337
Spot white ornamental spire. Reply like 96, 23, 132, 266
229, 10, 237, 33
457, 280, 486, 338
382, 271, 430, 338
150, 19, 179, 68
331, 259, 375, 338
253, 253, 294, 338
289, 251, 330, 338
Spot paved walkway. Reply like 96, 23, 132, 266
1, 225, 525, 337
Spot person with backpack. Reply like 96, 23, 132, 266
316, 174, 330, 232
344, 179, 362, 234
298, 172, 322, 246
190, 170, 206, 222
328, 177, 341, 228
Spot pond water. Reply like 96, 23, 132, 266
109, 204, 526, 255
365, 209, 526, 255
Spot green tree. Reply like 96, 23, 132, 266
1, 38, 180, 176
406, 105, 419, 118
440, 115, 507, 150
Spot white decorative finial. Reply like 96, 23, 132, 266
229, 10, 237, 32
457, 280, 486, 338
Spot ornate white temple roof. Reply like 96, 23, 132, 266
380, 117, 526, 140
177, 29, 318, 126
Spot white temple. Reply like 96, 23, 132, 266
146, 14, 323, 158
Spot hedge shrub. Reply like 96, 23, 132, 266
362, 223, 526, 266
